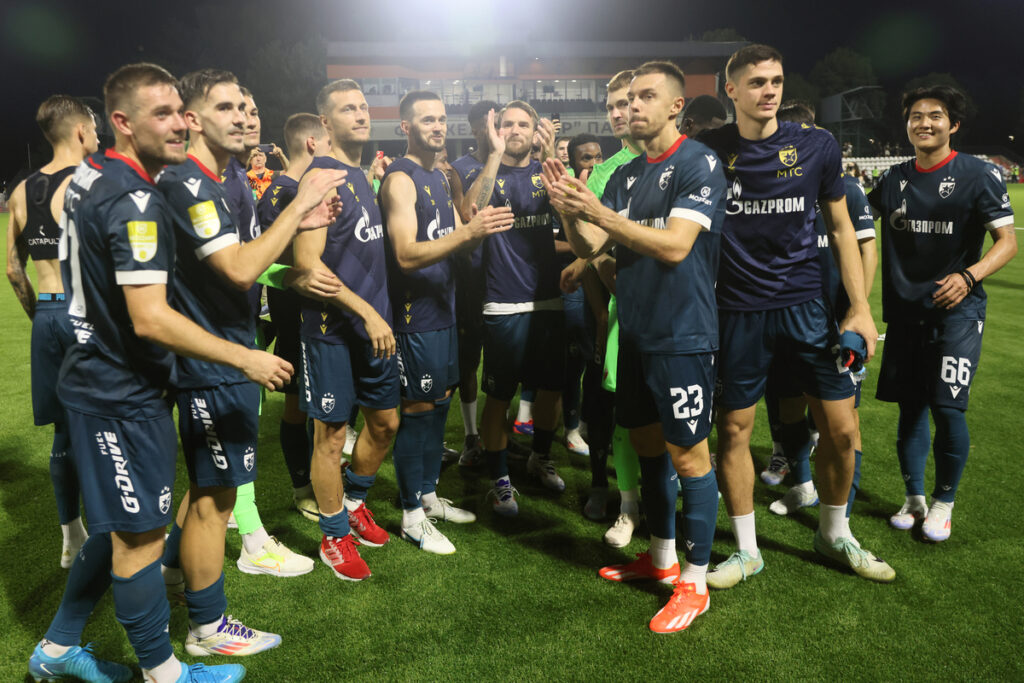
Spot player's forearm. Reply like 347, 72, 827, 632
599, 211, 691, 266
6, 265, 36, 319
395, 229, 475, 272
967, 227, 1017, 281
132, 300, 250, 370
230, 201, 305, 287
464, 152, 502, 217
328, 283, 379, 323
830, 221, 869, 311
559, 213, 605, 259
858, 239, 877, 298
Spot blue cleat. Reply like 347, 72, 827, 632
176, 662, 246, 682
29, 642, 133, 683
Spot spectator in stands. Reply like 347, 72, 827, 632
247, 144, 288, 199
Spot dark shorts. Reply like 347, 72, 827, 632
267, 287, 303, 395
397, 326, 459, 402
299, 335, 400, 422
877, 316, 984, 410
31, 298, 76, 426
481, 310, 566, 402
455, 265, 485, 376
717, 298, 856, 410
66, 407, 177, 533
177, 383, 260, 488
616, 343, 716, 448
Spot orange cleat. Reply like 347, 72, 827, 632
598, 552, 680, 584
649, 581, 709, 634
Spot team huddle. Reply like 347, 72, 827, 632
5, 41, 1016, 682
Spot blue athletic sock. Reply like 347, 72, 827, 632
279, 419, 311, 488
393, 410, 432, 509
639, 453, 677, 540
343, 469, 375, 503
563, 352, 583, 431
184, 572, 226, 628
532, 427, 555, 457
485, 449, 508, 480
897, 402, 930, 497
44, 533, 113, 646
50, 423, 79, 525
112, 557, 174, 669
779, 420, 813, 484
319, 508, 351, 537
764, 387, 782, 443
423, 397, 452, 496
162, 522, 182, 569
846, 449, 862, 517
680, 470, 718, 566
932, 405, 970, 503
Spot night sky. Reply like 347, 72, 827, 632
2, 0, 1022, 182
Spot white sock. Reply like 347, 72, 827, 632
242, 526, 271, 554
190, 615, 223, 639
160, 564, 183, 586
516, 399, 533, 423
421, 491, 440, 510
929, 499, 954, 518
819, 503, 852, 544
62, 517, 88, 546
342, 496, 362, 512
908, 494, 928, 511
293, 483, 314, 498
461, 400, 477, 436
619, 488, 639, 517
402, 506, 426, 528
729, 512, 759, 557
142, 654, 182, 683
679, 562, 708, 593
649, 535, 677, 569
40, 639, 72, 657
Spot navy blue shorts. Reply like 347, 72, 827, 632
397, 326, 458, 402
481, 310, 566, 402
717, 298, 856, 410
877, 316, 983, 410
177, 383, 260, 488
299, 335, 399, 422
31, 298, 76, 426
267, 287, 303, 395
66, 407, 177, 533
617, 342, 716, 448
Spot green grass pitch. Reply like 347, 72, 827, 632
1, 186, 1023, 681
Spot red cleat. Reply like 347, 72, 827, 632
348, 502, 389, 547
319, 534, 370, 581
598, 552, 680, 584
649, 581, 709, 634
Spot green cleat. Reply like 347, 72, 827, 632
813, 531, 896, 583
706, 550, 764, 589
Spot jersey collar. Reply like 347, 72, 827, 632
647, 134, 686, 164
188, 154, 223, 183
915, 150, 957, 173
104, 148, 155, 185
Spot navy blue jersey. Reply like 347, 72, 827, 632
482, 160, 560, 309
451, 153, 485, 270
158, 156, 254, 388
815, 174, 876, 319
300, 156, 391, 343
257, 174, 298, 230
601, 135, 726, 354
57, 150, 178, 418
222, 156, 262, 316
699, 122, 844, 311
382, 157, 457, 333
868, 151, 1014, 321
22, 167, 75, 261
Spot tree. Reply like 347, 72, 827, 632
809, 47, 877, 97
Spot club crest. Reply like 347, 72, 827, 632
939, 176, 956, 199
321, 392, 335, 414
159, 486, 172, 514
243, 447, 255, 472
778, 145, 798, 168
420, 374, 433, 393
659, 165, 675, 191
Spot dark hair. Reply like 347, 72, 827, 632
468, 100, 499, 128
777, 100, 816, 124
607, 69, 634, 93
726, 44, 783, 81
178, 69, 239, 109
567, 133, 600, 175
399, 90, 442, 121
316, 79, 362, 115
901, 85, 967, 128
36, 95, 94, 145
633, 61, 686, 95
103, 62, 178, 119
682, 95, 728, 125
283, 113, 326, 157
239, 85, 253, 99
499, 100, 538, 127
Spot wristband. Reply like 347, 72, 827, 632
257, 263, 290, 290
960, 269, 977, 290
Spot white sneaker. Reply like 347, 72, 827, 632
401, 518, 456, 555
423, 497, 476, 523
236, 536, 315, 577
487, 478, 519, 516
565, 428, 590, 456
185, 615, 281, 656
768, 483, 819, 516
889, 496, 929, 530
603, 512, 638, 548
527, 453, 565, 492
922, 500, 953, 542
343, 425, 358, 456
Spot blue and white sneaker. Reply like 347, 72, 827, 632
175, 662, 246, 682
487, 478, 519, 516
29, 642, 132, 683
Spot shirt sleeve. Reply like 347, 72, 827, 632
845, 179, 876, 241
164, 173, 239, 261
977, 164, 1015, 231
600, 165, 627, 213
670, 149, 727, 231
257, 184, 281, 228
108, 190, 174, 286
817, 132, 845, 201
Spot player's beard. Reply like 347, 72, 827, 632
504, 137, 530, 163
415, 129, 445, 154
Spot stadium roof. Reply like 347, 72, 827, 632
327, 40, 745, 60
